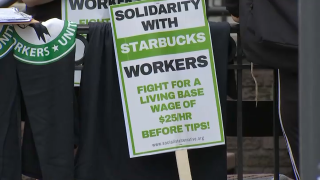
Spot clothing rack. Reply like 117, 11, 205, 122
74, 23, 281, 180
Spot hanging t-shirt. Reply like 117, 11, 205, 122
13, 18, 77, 180
75, 22, 230, 180
0, 25, 21, 180
24, 2, 81, 178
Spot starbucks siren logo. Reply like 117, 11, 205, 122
13, 18, 77, 65
0, 25, 15, 59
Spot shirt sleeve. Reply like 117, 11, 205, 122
225, 0, 239, 17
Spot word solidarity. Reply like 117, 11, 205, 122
124, 55, 208, 78
114, 0, 201, 21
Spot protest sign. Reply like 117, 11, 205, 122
109, 0, 225, 158
61, 0, 136, 24
61, 0, 136, 85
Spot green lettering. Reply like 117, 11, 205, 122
79, 19, 86, 24
201, 122, 208, 130
170, 126, 177, 133
185, 112, 192, 120
162, 127, 169, 135
194, 78, 201, 86
140, 96, 147, 104
184, 79, 191, 87
79, 18, 110, 25
150, 129, 156, 137
161, 103, 168, 111
194, 123, 201, 131
198, 88, 204, 96
142, 131, 149, 138
150, 104, 160, 113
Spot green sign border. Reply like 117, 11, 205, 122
64, 0, 69, 20
110, 0, 224, 156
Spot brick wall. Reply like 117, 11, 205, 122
227, 69, 293, 176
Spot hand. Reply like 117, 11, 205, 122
231, 15, 239, 23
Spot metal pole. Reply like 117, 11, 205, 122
273, 70, 279, 180
299, 0, 320, 179
220, 0, 227, 22
236, 26, 243, 180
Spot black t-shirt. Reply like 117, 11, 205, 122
25, 0, 61, 21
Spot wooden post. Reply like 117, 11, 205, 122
175, 149, 192, 180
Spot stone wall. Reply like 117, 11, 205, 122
227, 68, 293, 176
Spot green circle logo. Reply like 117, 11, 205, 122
0, 25, 14, 59
13, 18, 77, 65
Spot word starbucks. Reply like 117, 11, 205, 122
121, 32, 206, 53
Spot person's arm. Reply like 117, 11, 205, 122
225, 0, 239, 22
22, 0, 54, 7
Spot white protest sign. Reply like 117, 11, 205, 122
61, 0, 136, 24
109, 0, 225, 158
62, 0, 135, 86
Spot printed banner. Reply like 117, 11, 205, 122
0, 25, 14, 59
13, 19, 77, 65
110, 0, 225, 157
61, 0, 136, 24
62, 0, 135, 86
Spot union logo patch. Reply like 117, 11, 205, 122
0, 25, 14, 59
13, 18, 77, 65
